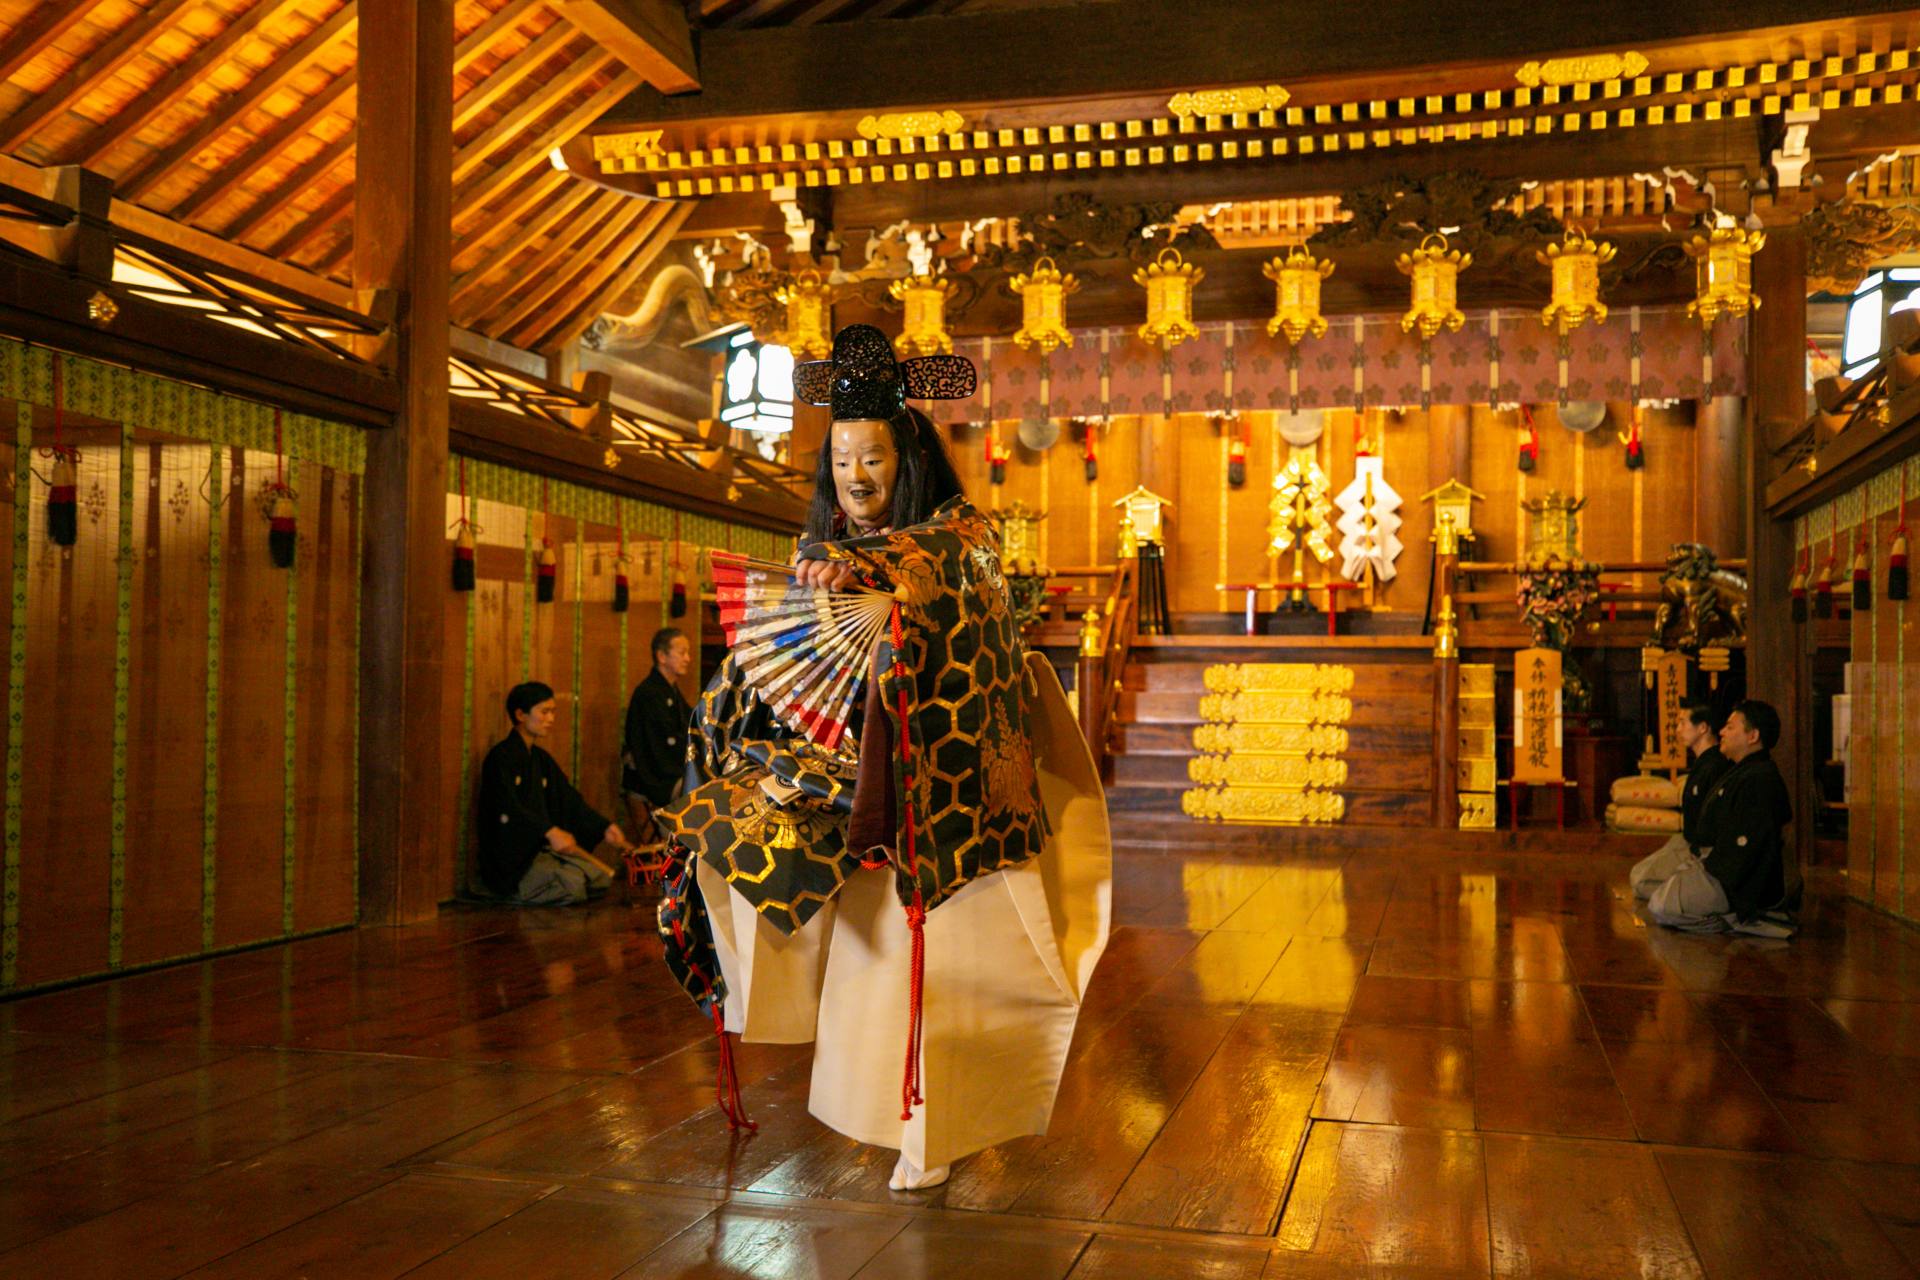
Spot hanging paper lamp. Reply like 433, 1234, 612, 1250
1396, 233, 1471, 340
1263, 247, 1334, 344
890, 274, 957, 357
1538, 226, 1616, 333
1134, 247, 1205, 349
1010, 256, 1078, 354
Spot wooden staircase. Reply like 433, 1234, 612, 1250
1106, 643, 1436, 827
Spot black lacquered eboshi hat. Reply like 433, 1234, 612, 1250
792, 323, 977, 420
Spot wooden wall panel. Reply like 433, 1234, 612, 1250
576, 522, 625, 819
16, 423, 119, 987
0, 424, 12, 979
292, 464, 358, 934
214, 447, 287, 950
123, 442, 210, 968
528, 514, 577, 772
1873, 511, 1902, 916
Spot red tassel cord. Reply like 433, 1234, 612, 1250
887, 601, 928, 1121
612, 503, 630, 613
669, 511, 687, 617
1517, 405, 1540, 473
1621, 408, 1645, 471
536, 481, 557, 603
659, 852, 756, 1132
41, 352, 78, 547
1814, 532, 1836, 619
1893, 469, 1911, 602
451, 457, 477, 591
986, 430, 1008, 486
1789, 548, 1810, 623
1082, 419, 1098, 483
1853, 537, 1873, 613
1227, 431, 1247, 488
265, 409, 297, 569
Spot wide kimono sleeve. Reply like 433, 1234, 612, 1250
809, 498, 1050, 913
543, 749, 612, 846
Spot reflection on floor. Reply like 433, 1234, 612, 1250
3, 846, 1919, 1278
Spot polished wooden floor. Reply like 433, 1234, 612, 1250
3, 847, 1919, 1278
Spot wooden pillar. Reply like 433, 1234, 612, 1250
1428, 406, 1468, 826
1695, 394, 1746, 559
353, 0, 454, 924
1428, 403, 1471, 490
1746, 224, 1810, 872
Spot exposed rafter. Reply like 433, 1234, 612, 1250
175, 71, 357, 224
450, 168, 575, 267
221, 130, 356, 242
550, 0, 698, 93
0, 0, 198, 153
450, 24, 579, 134
450, 180, 603, 308
113, 0, 362, 200
0, 5, 95, 87
474, 193, 643, 334
535, 201, 693, 350
453, 72, 643, 226
451, 49, 616, 186
501, 200, 674, 343
268, 184, 354, 263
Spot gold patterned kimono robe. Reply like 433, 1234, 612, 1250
656, 498, 1111, 1169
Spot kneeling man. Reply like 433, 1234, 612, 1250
1646, 699, 1794, 936
478, 681, 633, 904
1630, 701, 1731, 898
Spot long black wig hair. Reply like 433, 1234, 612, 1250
800, 406, 966, 547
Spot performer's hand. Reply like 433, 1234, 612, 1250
545, 826, 572, 851
794, 558, 858, 592
604, 823, 631, 850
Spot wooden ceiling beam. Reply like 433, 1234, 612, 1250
453, 71, 644, 222
102, 0, 348, 188
610, 0, 1916, 126
550, 0, 698, 93
176, 72, 357, 223
451, 49, 615, 185
533, 200, 693, 349
475, 194, 646, 334
454, 0, 555, 73
450, 22, 579, 134
450, 167, 573, 262
221, 130, 355, 242
268, 183, 354, 262
0, 0, 198, 152
0, 5, 94, 86
824, 117, 1765, 227
507, 200, 679, 345
450, 179, 602, 305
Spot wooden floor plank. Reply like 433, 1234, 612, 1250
1482, 1134, 1704, 1279
1657, 1149, 1912, 1279
1273, 1122, 1492, 1276
614, 1201, 908, 1279
1066, 1233, 1270, 1280
1343, 974, 1471, 1029
401, 1184, 716, 1280
1312, 1024, 1475, 1130
852, 1216, 1092, 1279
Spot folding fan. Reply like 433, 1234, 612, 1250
709, 552, 898, 751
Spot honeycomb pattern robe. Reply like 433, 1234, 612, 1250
655, 498, 1111, 1168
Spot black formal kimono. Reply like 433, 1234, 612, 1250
1680, 745, 1731, 849
624, 668, 693, 806
1697, 749, 1793, 919
476, 732, 613, 897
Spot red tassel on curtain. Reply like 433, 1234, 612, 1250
265, 409, 296, 569
1853, 538, 1872, 613
43, 352, 77, 547
1082, 419, 1098, 483
669, 510, 687, 617
612, 504, 630, 613
452, 457, 476, 591
1789, 548, 1809, 623
1621, 407, 1645, 471
536, 479, 557, 603
1227, 434, 1247, 488
1814, 533, 1836, 619
1893, 469, 1910, 602
887, 601, 927, 1122
1517, 405, 1539, 473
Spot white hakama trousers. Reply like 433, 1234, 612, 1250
694, 655, 1111, 1171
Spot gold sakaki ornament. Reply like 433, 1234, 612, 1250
1538, 226, 1616, 332
1009, 256, 1078, 354
889, 274, 957, 357
1684, 223, 1765, 329
1263, 247, 1334, 344
1396, 233, 1471, 340
1135, 247, 1205, 349
773, 269, 833, 360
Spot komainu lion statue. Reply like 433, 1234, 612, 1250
1652, 543, 1748, 650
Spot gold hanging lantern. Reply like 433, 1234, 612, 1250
1684, 223, 1765, 329
1538, 225, 1616, 333
1396, 232, 1471, 340
1134, 246, 1205, 349
1010, 255, 1078, 354
1263, 247, 1334, 344
773, 269, 833, 360
889, 273, 957, 357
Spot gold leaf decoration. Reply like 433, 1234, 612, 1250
1514, 52, 1648, 87
857, 110, 966, 140
1199, 691, 1353, 725
1183, 786, 1346, 824
1203, 663, 1356, 695
1192, 723, 1350, 756
1167, 84, 1290, 118
1187, 753, 1348, 789
592, 129, 665, 161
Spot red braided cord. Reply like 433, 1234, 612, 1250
888, 600, 928, 1120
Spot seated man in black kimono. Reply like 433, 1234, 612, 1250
477, 681, 633, 905
1630, 701, 1733, 898
622, 627, 695, 838
1646, 699, 1795, 937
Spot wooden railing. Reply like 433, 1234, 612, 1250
1076, 558, 1138, 780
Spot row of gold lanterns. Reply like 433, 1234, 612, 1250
769, 220, 1765, 363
